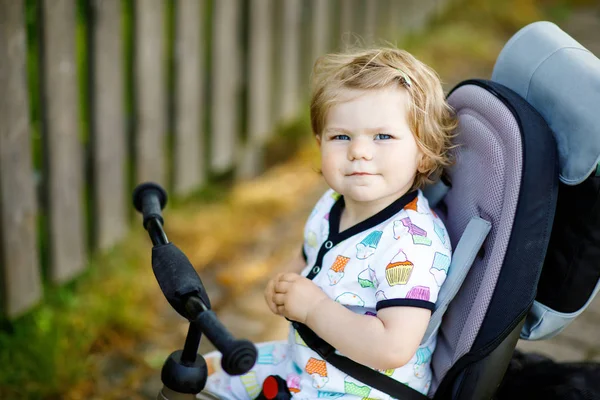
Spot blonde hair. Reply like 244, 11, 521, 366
310, 47, 458, 190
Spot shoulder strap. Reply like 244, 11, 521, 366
293, 322, 429, 400
421, 216, 491, 343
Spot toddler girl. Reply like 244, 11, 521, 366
200, 47, 457, 400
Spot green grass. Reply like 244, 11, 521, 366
0, 230, 153, 399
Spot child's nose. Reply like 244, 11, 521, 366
348, 138, 372, 160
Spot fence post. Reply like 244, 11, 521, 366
311, 0, 330, 66
279, 0, 301, 123
135, 0, 166, 185
387, 0, 402, 40
0, 0, 43, 317
239, 0, 273, 178
91, 0, 127, 250
364, 0, 377, 44
339, 0, 355, 49
173, 0, 205, 194
41, 0, 87, 283
211, 0, 241, 174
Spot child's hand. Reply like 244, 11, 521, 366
272, 273, 328, 324
264, 273, 283, 315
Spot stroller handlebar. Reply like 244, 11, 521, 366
132, 182, 258, 397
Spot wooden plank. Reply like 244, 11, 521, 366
311, 0, 330, 64
279, 0, 301, 123
173, 0, 205, 194
41, 0, 87, 283
211, 0, 241, 173
387, 0, 402, 40
0, 0, 43, 317
91, 0, 127, 250
339, 0, 355, 48
364, 0, 377, 44
135, 0, 166, 185
238, 0, 273, 179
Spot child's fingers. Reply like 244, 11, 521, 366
264, 280, 278, 314
273, 293, 285, 306
278, 272, 300, 283
274, 280, 290, 293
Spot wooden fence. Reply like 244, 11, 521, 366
0, 0, 447, 319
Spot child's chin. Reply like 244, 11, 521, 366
345, 191, 380, 203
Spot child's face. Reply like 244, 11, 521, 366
317, 86, 422, 206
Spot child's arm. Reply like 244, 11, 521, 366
307, 296, 430, 370
272, 273, 430, 370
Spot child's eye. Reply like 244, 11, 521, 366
332, 134, 351, 141
375, 133, 393, 140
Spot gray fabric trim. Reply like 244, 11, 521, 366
421, 216, 492, 344
422, 179, 450, 209
521, 279, 600, 340
492, 21, 600, 185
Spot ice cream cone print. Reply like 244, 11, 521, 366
344, 375, 371, 397
328, 255, 350, 285
406, 285, 431, 301
240, 371, 261, 398
429, 252, 451, 286
385, 250, 414, 286
356, 231, 383, 259
306, 358, 329, 389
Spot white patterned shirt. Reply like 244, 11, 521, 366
289, 188, 452, 398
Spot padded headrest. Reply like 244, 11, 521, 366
492, 21, 600, 185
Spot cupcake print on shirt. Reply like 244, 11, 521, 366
306, 358, 329, 389
430, 251, 451, 287
328, 255, 350, 285
385, 250, 414, 286
393, 218, 432, 246
356, 230, 383, 259
406, 285, 431, 301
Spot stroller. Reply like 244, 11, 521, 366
135, 21, 600, 400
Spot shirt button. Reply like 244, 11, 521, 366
312, 265, 321, 274
324, 240, 333, 249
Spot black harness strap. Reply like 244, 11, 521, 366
293, 322, 430, 400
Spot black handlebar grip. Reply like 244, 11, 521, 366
133, 182, 168, 229
196, 310, 258, 375
152, 243, 211, 319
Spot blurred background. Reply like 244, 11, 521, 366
0, 0, 598, 398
